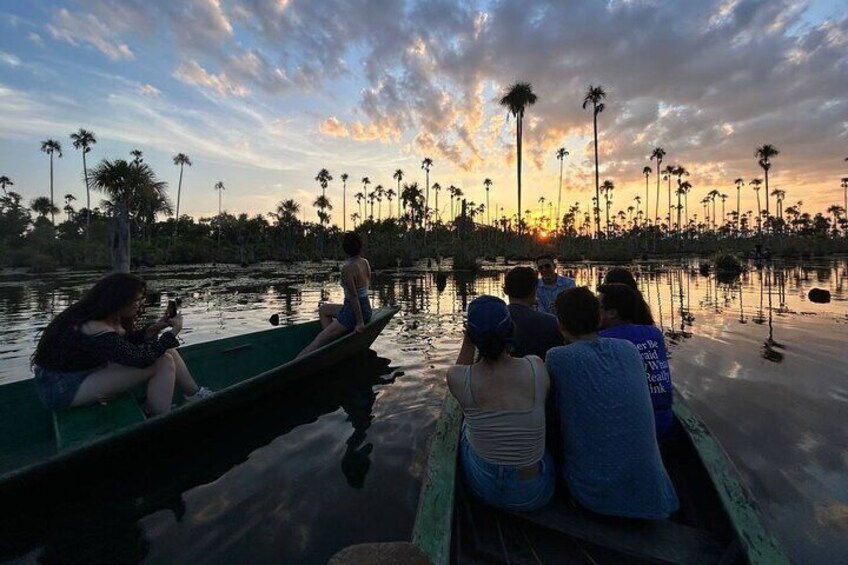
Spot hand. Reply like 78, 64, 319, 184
169, 314, 184, 335
355, 322, 365, 334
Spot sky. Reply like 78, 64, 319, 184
0, 0, 846, 227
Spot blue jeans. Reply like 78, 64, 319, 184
460, 427, 555, 512
336, 297, 372, 330
33, 365, 101, 411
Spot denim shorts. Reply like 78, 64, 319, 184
33, 365, 100, 411
336, 297, 372, 330
459, 425, 555, 512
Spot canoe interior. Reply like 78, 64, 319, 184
452, 423, 739, 564
0, 315, 342, 477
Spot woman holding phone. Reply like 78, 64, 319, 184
31, 273, 212, 416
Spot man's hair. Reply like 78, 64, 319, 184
597, 283, 641, 322
342, 232, 363, 256
603, 267, 638, 290
535, 253, 554, 264
554, 287, 600, 336
504, 266, 537, 299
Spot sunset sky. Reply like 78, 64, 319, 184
1, 0, 846, 226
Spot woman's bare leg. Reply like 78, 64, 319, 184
297, 320, 349, 358
167, 349, 200, 395
71, 354, 176, 415
319, 303, 343, 328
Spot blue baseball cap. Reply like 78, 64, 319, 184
466, 295, 513, 341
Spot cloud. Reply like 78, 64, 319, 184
138, 83, 161, 97
173, 60, 249, 97
0, 51, 21, 67
47, 8, 134, 61
28, 32, 43, 46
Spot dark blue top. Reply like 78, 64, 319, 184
508, 303, 563, 359
546, 338, 678, 519
599, 324, 673, 440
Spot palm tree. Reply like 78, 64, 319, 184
31, 196, 59, 221
351, 212, 360, 228
649, 147, 665, 226
355, 191, 365, 220
538, 196, 546, 226
639, 165, 651, 228
214, 181, 225, 217
63, 193, 76, 221
172, 153, 192, 236
720, 194, 728, 230
841, 177, 848, 215
432, 182, 441, 223
385, 187, 396, 218
634, 195, 642, 222
755, 144, 779, 232
393, 169, 404, 218
130, 149, 143, 164
315, 168, 333, 200
0, 175, 12, 194
750, 179, 763, 234
375, 184, 384, 220
70, 128, 97, 236
583, 85, 607, 237
421, 157, 433, 228
600, 180, 614, 235
662, 165, 675, 228
500, 82, 538, 232
706, 190, 721, 231
679, 180, 692, 232
40, 139, 62, 227
484, 178, 493, 226
555, 148, 568, 233
734, 178, 744, 234
340, 173, 349, 231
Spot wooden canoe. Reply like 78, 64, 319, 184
0, 307, 398, 526
412, 391, 789, 565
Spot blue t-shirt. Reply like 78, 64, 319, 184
546, 338, 679, 519
536, 275, 575, 314
599, 324, 673, 440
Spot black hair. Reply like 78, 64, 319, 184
554, 287, 600, 336
601, 268, 655, 325
473, 331, 510, 361
342, 232, 363, 256
535, 253, 554, 264
603, 267, 638, 290
597, 283, 641, 323
504, 266, 537, 299
32, 273, 147, 367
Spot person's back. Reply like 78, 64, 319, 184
504, 266, 563, 359
546, 288, 678, 520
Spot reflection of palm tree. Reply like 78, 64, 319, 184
583, 85, 606, 237
750, 179, 763, 234
40, 139, 63, 227
500, 82, 538, 232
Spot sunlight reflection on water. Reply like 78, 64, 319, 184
1, 258, 846, 562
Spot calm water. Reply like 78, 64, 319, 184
1, 259, 847, 563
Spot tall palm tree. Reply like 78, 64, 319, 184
642, 166, 652, 228
720, 194, 728, 229
600, 180, 614, 235
555, 148, 568, 233
421, 157, 433, 228
40, 139, 63, 227
340, 173, 349, 231
750, 179, 763, 234
355, 191, 365, 220
385, 187, 396, 218
214, 181, 225, 217
70, 128, 97, 236
361, 177, 371, 211
679, 180, 692, 232
649, 147, 665, 226
375, 184, 384, 220
484, 178, 493, 226
393, 169, 404, 219
172, 153, 192, 236
734, 178, 744, 234
315, 168, 333, 199
500, 82, 538, 232
583, 85, 606, 237
755, 144, 779, 232
634, 195, 642, 221
432, 182, 441, 223
538, 196, 546, 223
130, 149, 143, 164
662, 165, 675, 229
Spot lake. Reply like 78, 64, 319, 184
1, 259, 846, 563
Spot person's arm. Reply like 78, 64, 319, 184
80, 331, 179, 368
343, 265, 366, 333
456, 332, 476, 365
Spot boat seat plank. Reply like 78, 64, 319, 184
53, 393, 146, 451
515, 501, 727, 565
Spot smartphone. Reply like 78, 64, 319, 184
166, 298, 181, 318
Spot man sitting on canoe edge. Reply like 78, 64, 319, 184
30, 273, 212, 416
297, 232, 373, 358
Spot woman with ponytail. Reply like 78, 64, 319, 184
446, 296, 554, 511
31, 273, 211, 416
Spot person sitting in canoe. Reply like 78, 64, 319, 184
546, 287, 678, 519
598, 283, 674, 441
503, 266, 563, 359
535, 254, 575, 315
298, 232, 372, 358
602, 267, 655, 325
30, 273, 212, 416
447, 296, 555, 512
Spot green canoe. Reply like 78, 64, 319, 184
0, 307, 398, 519
412, 392, 789, 565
